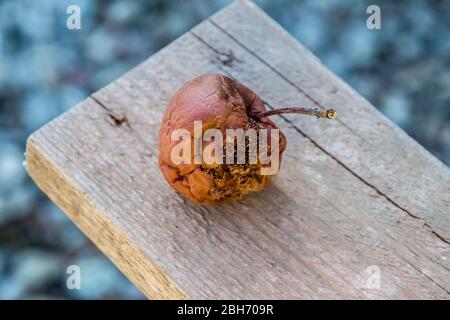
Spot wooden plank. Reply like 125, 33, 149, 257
26, 0, 450, 299
209, 1, 450, 239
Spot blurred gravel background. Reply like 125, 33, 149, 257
0, 0, 449, 299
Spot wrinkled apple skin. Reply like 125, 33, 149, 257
158, 74, 286, 204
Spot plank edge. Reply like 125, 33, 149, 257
25, 135, 188, 300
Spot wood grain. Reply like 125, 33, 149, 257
26, 0, 450, 299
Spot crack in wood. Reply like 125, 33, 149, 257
425, 223, 450, 245
90, 94, 129, 127
398, 255, 450, 295
190, 31, 241, 67
191, 21, 450, 247
265, 101, 449, 246
207, 18, 367, 143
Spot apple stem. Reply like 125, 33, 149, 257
255, 107, 336, 120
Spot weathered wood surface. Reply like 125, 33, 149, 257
26, 0, 450, 299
